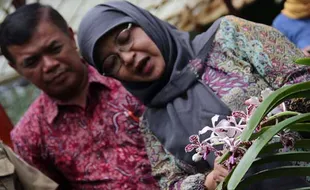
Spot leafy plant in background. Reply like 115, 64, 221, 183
186, 57, 310, 189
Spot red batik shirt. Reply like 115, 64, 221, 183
11, 66, 159, 190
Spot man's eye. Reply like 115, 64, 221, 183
50, 45, 62, 54
23, 57, 39, 68
116, 30, 131, 46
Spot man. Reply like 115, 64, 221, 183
0, 3, 158, 189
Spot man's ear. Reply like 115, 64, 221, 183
8, 61, 16, 69
67, 27, 77, 49
68, 27, 75, 40
8, 62, 22, 75
8, 61, 23, 76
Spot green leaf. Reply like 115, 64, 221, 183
289, 123, 310, 132
241, 81, 310, 142
291, 187, 310, 190
260, 111, 299, 127
249, 126, 271, 141
253, 151, 310, 166
217, 151, 231, 164
260, 139, 310, 154
227, 113, 310, 190
295, 57, 310, 66
236, 166, 310, 190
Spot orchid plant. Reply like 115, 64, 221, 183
186, 57, 310, 190
186, 88, 288, 171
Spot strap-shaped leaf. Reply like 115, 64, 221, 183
253, 151, 310, 166
251, 122, 310, 142
260, 139, 310, 154
228, 113, 310, 190
260, 111, 299, 127
289, 123, 310, 132
241, 81, 310, 142
249, 126, 271, 141
236, 166, 310, 190
290, 187, 310, 190
295, 57, 310, 66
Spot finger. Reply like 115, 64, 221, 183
215, 165, 229, 176
213, 170, 227, 181
217, 176, 225, 182
216, 170, 229, 179
213, 175, 225, 183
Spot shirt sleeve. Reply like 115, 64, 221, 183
140, 119, 209, 190
11, 106, 70, 189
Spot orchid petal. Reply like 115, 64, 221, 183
268, 107, 283, 116
247, 104, 257, 117
189, 135, 200, 144
216, 119, 231, 127
192, 153, 203, 162
211, 115, 220, 127
261, 88, 273, 100
245, 97, 260, 105
199, 126, 213, 135
232, 111, 247, 119
281, 103, 287, 112
185, 144, 199, 152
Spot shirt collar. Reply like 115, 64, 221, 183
44, 64, 113, 124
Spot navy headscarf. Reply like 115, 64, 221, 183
78, 1, 231, 169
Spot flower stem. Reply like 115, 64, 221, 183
217, 150, 231, 164
261, 111, 299, 126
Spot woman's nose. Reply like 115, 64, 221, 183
119, 51, 135, 66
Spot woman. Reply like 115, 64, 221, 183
78, 1, 310, 189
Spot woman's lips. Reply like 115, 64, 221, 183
136, 56, 152, 75
142, 59, 153, 74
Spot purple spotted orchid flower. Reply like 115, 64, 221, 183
185, 88, 295, 170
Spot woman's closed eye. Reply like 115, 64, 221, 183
115, 24, 133, 52
116, 29, 131, 46
102, 54, 118, 73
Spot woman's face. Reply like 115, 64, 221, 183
94, 23, 165, 82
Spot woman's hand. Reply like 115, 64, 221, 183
204, 157, 229, 190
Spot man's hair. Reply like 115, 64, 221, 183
0, 3, 69, 63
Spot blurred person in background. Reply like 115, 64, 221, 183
273, 0, 310, 56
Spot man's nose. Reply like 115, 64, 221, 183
42, 55, 60, 73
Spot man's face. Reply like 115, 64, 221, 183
8, 20, 87, 100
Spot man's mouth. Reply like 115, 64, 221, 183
46, 69, 66, 83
